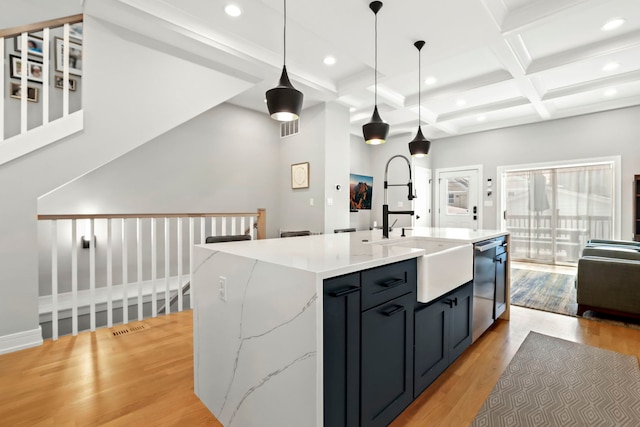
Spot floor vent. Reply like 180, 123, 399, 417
280, 118, 300, 138
111, 322, 150, 337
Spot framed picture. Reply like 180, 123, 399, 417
69, 22, 83, 40
291, 162, 310, 189
350, 174, 374, 210
10, 82, 39, 102
54, 75, 77, 91
15, 34, 44, 58
9, 55, 44, 84
55, 37, 83, 76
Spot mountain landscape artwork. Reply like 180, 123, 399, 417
350, 173, 373, 211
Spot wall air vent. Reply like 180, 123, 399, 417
280, 119, 300, 138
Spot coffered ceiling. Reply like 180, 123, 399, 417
97, 0, 640, 139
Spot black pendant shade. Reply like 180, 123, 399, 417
363, 1, 389, 145
363, 106, 389, 145
408, 40, 431, 157
408, 126, 431, 157
266, 0, 303, 122
266, 65, 303, 121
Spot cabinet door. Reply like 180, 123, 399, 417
414, 298, 449, 397
449, 281, 473, 363
323, 273, 360, 427
494, 252, 507, 320
361, 292, 414, 427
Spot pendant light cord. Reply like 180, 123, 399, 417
283, 0, 287, 66
374, 11, 378, 106
417, 45, 421, 124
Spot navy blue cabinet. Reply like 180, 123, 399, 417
323, 272, 361, 427
361, 291, 414, 427
414, 281, 473, 397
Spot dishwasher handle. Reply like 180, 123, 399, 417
475, 240, 502, 252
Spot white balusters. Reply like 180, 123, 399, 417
177, 218, 183, 312
39, 212, 263, 339
62, 23, 70, 117
151, 217, 157, 316
89, 218, 96, 331
190, 218, 195, 310
20, 32, 28, 134
164, 218, 170, 315
122, 218, 128, 325
51, 220, 58, 341
106, 219, 113, 328
136, 219, 143, 320
71, 219, 78, 335
42, 28, 50, 125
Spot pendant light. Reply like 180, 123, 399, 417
408, 41, 431, 157
363, 1, 389, 145
266, 0, 303, 121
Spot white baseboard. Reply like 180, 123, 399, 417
0, 326, 43, 355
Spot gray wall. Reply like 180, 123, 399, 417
350, 133, 373, 230
430, 105, 640, 238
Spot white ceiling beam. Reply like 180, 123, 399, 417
541, 70, 640, 101
527, 30, 640, 75
491, 40, 551, 119
437, 97, 531, 122
405, 70, 513, 105
500, 0, 603, 35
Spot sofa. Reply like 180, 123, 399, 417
576, 239, 640, 318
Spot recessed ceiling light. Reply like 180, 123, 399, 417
477, 115, 486, 122
456, 99, 467, 107
604, 88, 617, 97
424, 76, 437, 85
225, 4, 242, 17
349, 107, 356, 112
323, 56, 336, 66
602, 62, 620, 72
601, 18, 625, 31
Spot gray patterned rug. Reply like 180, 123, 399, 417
472, 332, 640, 426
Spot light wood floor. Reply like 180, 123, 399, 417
2, 308, 639, 427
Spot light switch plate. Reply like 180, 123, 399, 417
219, 276, 227, 302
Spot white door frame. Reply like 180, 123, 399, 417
496, 156, 622, 238
435, 164, 483, 228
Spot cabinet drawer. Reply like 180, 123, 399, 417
361, 259, 416, 311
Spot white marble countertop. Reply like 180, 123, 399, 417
196, 227, 508, 279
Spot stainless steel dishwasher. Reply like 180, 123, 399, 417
472, 238, 504, 342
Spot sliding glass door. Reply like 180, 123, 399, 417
503, 163, 614, 265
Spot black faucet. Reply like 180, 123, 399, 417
382, 154, 416, 238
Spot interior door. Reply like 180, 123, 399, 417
414, 166, 432, 227
437, 169, 480, 228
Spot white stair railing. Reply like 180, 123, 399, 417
0, 15, 84, 166
38, 209, 266, 340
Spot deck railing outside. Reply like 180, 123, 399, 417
505, 213, 611, 263
38, 209, 266, 340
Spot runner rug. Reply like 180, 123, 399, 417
471, 332, 640, 426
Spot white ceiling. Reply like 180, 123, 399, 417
106, 0, 640, 139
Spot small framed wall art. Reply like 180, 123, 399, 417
54, 75, 77, 91
291, 162, 310, 189
10, 82, 39, 102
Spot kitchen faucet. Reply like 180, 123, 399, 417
382, 154, 416, 238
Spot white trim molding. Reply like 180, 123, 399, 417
0, 327, 43, 355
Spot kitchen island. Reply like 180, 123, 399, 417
192, 227, 509, 427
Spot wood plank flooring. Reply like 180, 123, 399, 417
1, 307, 639, 426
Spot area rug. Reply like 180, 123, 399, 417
510, 269, 577, 316
471, 332, 640, 427
511, 268, 640, 330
